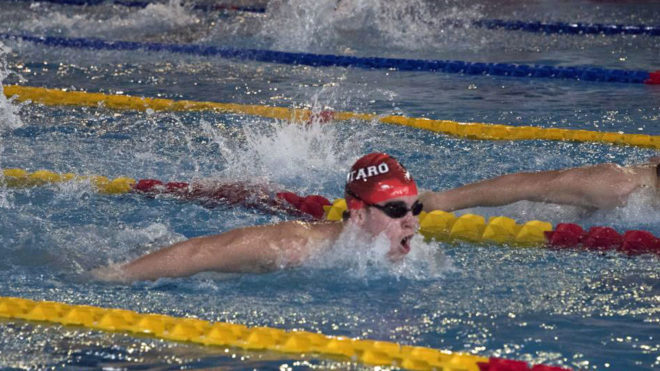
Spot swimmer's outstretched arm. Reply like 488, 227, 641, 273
92, 221, 329, 283
420, 171, 561, 212
420, 164, 644, 211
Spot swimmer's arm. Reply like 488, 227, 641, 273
421, 170, 591, 211
93, 222, 312, 282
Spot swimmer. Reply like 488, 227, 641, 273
92, 153, 421, 282
420, 157, 660, 212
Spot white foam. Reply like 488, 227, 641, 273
53, 222, 184, 274
0, 43, 24, 133
23, 0, 200, 40
53, 178, 105, 201
259, 0, 340, 51
259, 0, 483, 53
581, 189, 660, 231
203, 116, 362, 191
0, 43, 25, 209
305, 223, 453, 281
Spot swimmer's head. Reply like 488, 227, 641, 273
344, 153, 420, 260
345, 152, 418, 210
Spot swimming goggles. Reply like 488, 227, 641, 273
346, 190, 423, 219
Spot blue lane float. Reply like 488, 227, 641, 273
2, 32, 657, 84
473, 19, 660, 37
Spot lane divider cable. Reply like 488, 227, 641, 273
473, 18, 660, 36
0, 295, 571, 371
1, 33, 657, 84
3, 168, 658, 255
4, 85, 659, 149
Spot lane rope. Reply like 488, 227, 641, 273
473, 19, 660, 37
4, 85, 659, 149
0, 167, 322, 218
0, 296, 571, 371
1, 33, 657, 84
3, 1, 658, 36
3, 168, 658, 255
325, 199, 659, 255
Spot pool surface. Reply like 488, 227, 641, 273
0, 0, 658, 369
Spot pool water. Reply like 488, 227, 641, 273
0, 0, 658, 369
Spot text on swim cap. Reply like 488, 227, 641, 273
347, 163, 389, 182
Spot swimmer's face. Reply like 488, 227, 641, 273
352, 195, 419, 261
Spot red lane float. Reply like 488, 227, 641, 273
275, 191, 331, 219
545, 223, 659, 255
132, 179, 331, 219
131, 179, 658, 255
645, 70, 660, 85
306, 110, 335, 124
478, 358, 571, 371
4, 167, 655, 258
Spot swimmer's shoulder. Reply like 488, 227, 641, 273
625, 162, 658, 189
269, 220, 343, 240
587, 161, 657, 189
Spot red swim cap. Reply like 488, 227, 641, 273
345, 153, 418, 210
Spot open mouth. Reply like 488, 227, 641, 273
400, 235, 413, 254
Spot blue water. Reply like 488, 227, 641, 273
0, 0, 658, 370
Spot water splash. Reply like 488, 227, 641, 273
583, 189, 660, 232
306, 222, 453, 281
22, 0, 201, 41
56, 222, 184, 274
259, 0, 341, 52
197, 84, 376, 193
259, 0, 483, 54
0, 42, 24, 208
0, 43, 23, 132
203, 115, 365, 193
